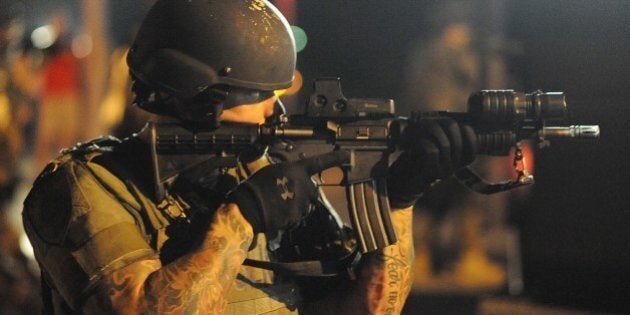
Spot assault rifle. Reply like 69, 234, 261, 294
146, 78, 599, 254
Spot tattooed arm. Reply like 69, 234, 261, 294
82, 203, 254, 314
300, 206, 415, 315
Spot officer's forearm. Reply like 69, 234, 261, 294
300, 207, 414, 315
143, 203, 254, 313
83, 203, 254, 314
357, 207, 414, 314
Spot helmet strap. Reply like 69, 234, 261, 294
265, 98, 287, 125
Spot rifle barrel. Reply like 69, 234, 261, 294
541, 125, 600, 139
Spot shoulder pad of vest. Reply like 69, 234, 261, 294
61, 136, 122, 160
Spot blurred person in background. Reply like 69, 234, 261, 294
33, 10, 83, 170
404, 3, 507, 291
0, 8, 42, 314
0, 13, 23, 192
98, 36, 155, 138
9, 31, 42, 157
99, 0, 156, 138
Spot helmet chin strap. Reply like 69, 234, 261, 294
265, 98, 287, 125
276, 98, 287, 115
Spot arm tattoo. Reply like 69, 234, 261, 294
87, 203, 254, 314
380, 209, 414, 314
363, 208, 414, 314
300, 208, 414, 315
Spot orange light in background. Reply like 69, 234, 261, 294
276, 69, 303, 97
520, 141, 535, 175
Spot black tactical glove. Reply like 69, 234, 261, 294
388, 116, 477, 209
229, 150, 350, 234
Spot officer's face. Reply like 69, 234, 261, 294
219, 95, 277, 125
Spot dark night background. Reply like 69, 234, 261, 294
509, 1, 630, 312
296, 0, 630, 313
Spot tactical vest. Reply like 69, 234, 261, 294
25, 136, 300, 314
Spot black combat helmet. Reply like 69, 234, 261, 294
127, 0, 296, 120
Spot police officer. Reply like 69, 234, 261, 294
22, 1, 476, 313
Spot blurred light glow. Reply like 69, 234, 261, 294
72, 33, 93, 58
521, 142, 535, 174
276, 69, 303, 97
291, 25, 308, 53
20, 232, 35, 260
31, 25, 57, 49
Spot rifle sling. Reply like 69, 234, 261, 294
242, 249, 362, 279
